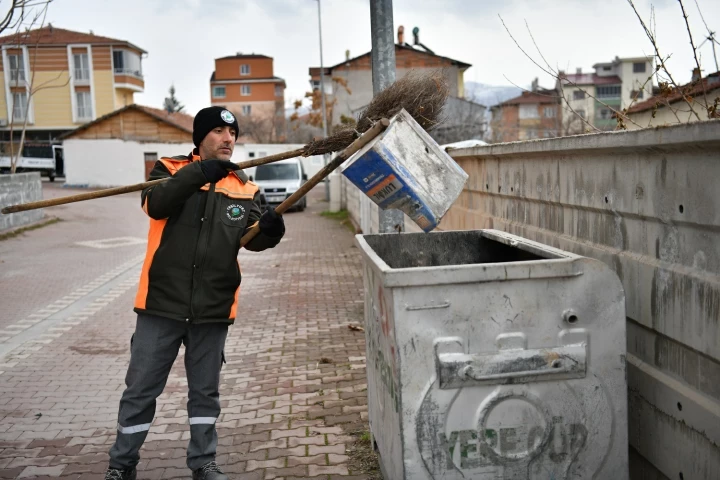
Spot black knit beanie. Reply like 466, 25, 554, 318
193, 106, 240, 147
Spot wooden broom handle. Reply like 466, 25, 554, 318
240, 118, 390, 248
1, 148, 305, 215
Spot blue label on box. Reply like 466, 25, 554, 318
343, 145, 439, 232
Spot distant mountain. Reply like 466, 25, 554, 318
464, 82, 523, 107
285, 105, 310, 118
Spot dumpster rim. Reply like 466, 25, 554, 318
354, 229, 585, 288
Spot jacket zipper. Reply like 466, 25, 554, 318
191, 184, 216, 322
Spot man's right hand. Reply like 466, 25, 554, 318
200, 160, 239, 183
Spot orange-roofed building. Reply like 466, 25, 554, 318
0, 24, 147, 174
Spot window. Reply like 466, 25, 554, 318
73, 53, 90, 82
241, 85, 251, 96
242, 105, 252, 115
240, 64, 250, 75
76, 91, 92, 120
597, 85, 621, 98
255, 163, 300, 181
543, 106, 556, 118
576, 109, 586, 119
112, 49, 142, 77
310, 79, 333, 94
519, 104, 539, 119
526, 129, 538, 139
12, 92, 27, 121
8, 53, 25, 82
603, 66, 611, 71
630, 89, 644, 100
598, 108, 613, 120
633, 62, 646, 73
275, 85, 283, 97
212, 86, 225, 98
248, 152, 256, 158
573, 90, 586, 100
544, 130, 557, 138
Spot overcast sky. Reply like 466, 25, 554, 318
39, 0, 720, 116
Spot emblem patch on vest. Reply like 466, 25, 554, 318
226, 204, 246, 221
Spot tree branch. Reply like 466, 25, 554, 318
626, 0, 701, 120
678, 0, 709, 116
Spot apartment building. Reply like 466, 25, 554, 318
209, 54, 286, 142
490, 79, 560, 142
308, 26, 472, 126
557, 56, 654, 132
0, 25, 146, 157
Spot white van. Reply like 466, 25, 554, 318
251, 158, 308, 212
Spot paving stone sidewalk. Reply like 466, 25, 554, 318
0, 188, 373, 479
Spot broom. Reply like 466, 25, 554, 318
2, 70, 449, 215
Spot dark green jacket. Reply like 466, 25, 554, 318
133, 153, 281, 324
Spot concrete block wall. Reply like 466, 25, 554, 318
443, 120, 720, 480
0, 172, 43, 232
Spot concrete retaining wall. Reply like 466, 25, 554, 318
0, 172, 43, 232
443, 120, 720, 480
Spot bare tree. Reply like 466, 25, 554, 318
4, 0, 68, 174
285, 117, 323, 144
430, 94, 487, 145
289, 76, 352, 138
500, 0, 719, 135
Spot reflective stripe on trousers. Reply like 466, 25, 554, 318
189, 417, 217, 425
109, 314, 228, 470
117, 423, 152, 434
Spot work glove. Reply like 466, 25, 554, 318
200, 159, 239, 183
259, 208, 285, 238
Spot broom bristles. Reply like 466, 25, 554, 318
303, 69, 449, 156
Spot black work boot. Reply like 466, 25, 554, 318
104, 467, 137, 480
192, 461, 228, 480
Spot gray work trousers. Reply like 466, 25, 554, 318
109, 314, 228, 470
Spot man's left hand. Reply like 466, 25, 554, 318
259, 209, 285, 238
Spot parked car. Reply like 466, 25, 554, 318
251, 158, 308, 212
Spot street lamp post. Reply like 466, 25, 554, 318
370, 0, 404, 233
315, 0, 330, 200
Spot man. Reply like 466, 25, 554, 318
105, 107, 285, 480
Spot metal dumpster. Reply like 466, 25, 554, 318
355, 229, 628, 480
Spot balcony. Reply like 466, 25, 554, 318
113, 50, 144, 92
114, 68, 145, 92
113, 67, 143, 79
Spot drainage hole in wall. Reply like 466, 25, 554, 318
425, 146, 429, 154
552, 360, 561, 368
498, 186, 502, 192
568, 314, 578, 324
679, 473, 684, 480
511, 187, 514, 192
679, 204, 684, 214
486, 184, 489, 190
677, 402, 682, 411
605, 196, 609, 204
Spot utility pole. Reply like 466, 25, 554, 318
370, 0, 404, 233
316, 0, 330, 200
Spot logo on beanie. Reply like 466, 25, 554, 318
226, 203, 245, 222
220, 110, 236, 124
